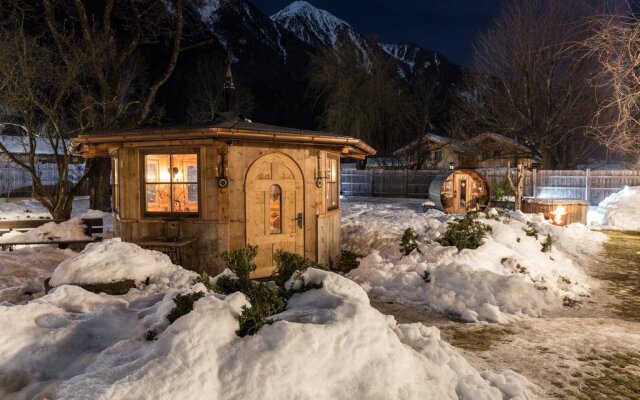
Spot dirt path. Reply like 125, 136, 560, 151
371, 230, 640, 399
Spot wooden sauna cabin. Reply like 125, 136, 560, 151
72, 114, 376, 277
428, 169, 491, 214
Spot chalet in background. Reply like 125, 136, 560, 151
391, 132, 539, 170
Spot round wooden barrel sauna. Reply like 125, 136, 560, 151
521, 199, 588, 226
428, 169, 491, 214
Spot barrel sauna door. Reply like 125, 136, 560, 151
245, 153, 304, 278
453, 173, 470, 214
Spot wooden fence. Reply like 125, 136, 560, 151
342, 168, 640, 205
341, 170, 441, 198
0, 162, 87, 197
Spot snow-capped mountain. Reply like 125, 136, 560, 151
159, 0, 459, 129
271, 1, 352, 48
271, 1, 458, 81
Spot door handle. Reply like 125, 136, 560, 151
296, 213, 303, 229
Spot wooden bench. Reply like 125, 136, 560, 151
0, 217, 104, 251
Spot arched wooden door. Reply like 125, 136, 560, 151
245, 153, 304, 278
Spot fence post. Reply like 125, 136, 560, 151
532, 169, 537, 199
367, 170, 373, 196
585, 168, 590, 202
405, 170, 409, 198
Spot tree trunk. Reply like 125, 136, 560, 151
541, 147, 554, 169
51, 199, 74, 220
88, 158, 112, 211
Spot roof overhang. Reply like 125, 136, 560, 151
72, 126, 377, 159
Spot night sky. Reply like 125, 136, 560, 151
253, 0, 506, 65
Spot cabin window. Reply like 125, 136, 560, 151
269, 185, 282, 234
112, 157, 120, 215
326, 155, 339, 210
143, 152, 199, 215
434, 150, 443, 162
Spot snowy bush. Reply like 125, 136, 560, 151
541, 234, 553, 253
490, 177, 515, 201
437, 213, 493, 251
219, 245, 259, 287
167, 292, 205, 324
400, 227, 420, 255
206, 247, 326, 337
272, 249, 324, 292
333, 250, 361, 273
237, 283, 286, 337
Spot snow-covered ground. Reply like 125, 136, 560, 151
343, 198, 606, 323
588, 186, 640, 231
0, 196, 111, 228
0, 218, 92, 245
0, 197, 111, 304
0, 238, 537, 400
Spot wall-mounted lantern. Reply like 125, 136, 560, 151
448, 162, 455, 171
216, 147, 229, 188
315, 152, 326, 187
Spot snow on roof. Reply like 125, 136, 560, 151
0, 135, 69, 155
395, 133, 468, 155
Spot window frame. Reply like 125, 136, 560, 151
326, 154, 340, 211
139, 149, 201, 218
268, 184, 283, 235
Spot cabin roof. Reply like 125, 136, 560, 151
395, 133, 469, 155
72, 115, 376, 159
395, 131, 534, 157
464, 132, 531, 155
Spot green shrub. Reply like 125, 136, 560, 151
272, 250, 323, 292
213, 274, 244, 295
523, 224, 539, 239
237, 305, 275, 337
490, 177, 515, 201
400, 227, 420, 255
437, 213, 493, 251
541, 234, 553, 253
205, 247, 326, 337
237, 283, 287, 337
167, 291, 205, 324
333, 250, 361, 274
145, 329, 157, 341
219, 245, 259, 287
192, 271, 216, 292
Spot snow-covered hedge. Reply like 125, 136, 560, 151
49, 238, 196, 288
343, 200, 606, 323
0, 243, 537, 399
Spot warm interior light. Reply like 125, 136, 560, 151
160, 170, 171, 182
550, 205, 566, 225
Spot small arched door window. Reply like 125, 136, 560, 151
269, 185, 282, 234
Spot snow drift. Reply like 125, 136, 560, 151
343, 199, 606, 323
0, 240, 536, 399
588, 186, 640, 231
0, 218, 91, 245
50, 238, 196, 288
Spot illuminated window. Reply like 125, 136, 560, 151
326, 155, 339, 210
143, 152, 199, 215
112, 157, 120, 215
269, 185, 282, 234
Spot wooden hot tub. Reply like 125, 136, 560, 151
521, 198, 588, 226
